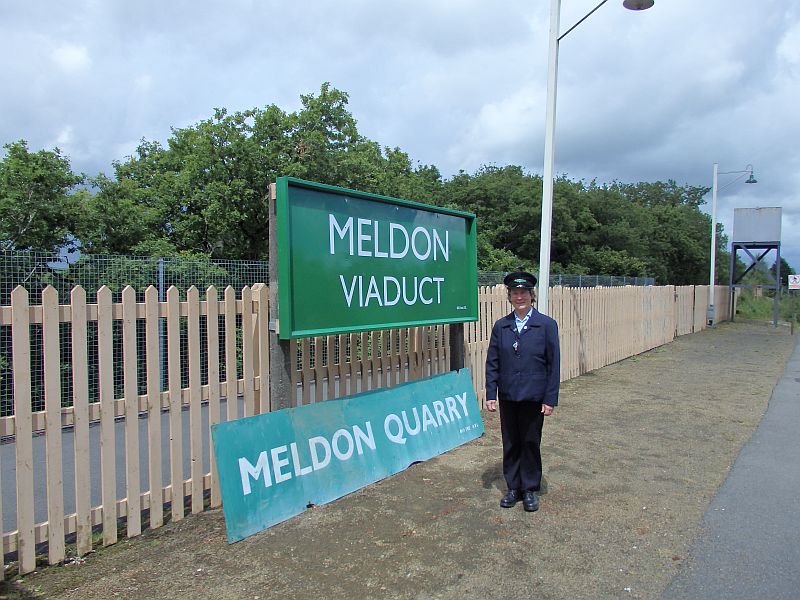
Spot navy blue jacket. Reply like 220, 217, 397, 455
485, 309, 560, 406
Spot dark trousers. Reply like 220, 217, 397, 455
499, 400, 545, 492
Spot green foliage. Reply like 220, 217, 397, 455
0, 140, 85, 253
567, 247, 649, 277
61, 253, 240, 300
442, 170, 719, 283
732, 256, 793, 289
477, 233, 535, 272
77, 172, 168, 255
735, 289, 800, 322
772, 257, 795, 278
440, 165, 539, 271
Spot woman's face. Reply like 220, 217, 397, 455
508, 288, 533, 312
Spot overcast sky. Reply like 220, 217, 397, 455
2, 0, 799, 272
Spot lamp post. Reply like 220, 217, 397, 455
537, 0, 654, 315
707, 163, 757, 325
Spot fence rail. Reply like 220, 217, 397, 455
0, 282, 732, 576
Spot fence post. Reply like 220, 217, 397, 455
12, 286, 35, 574
158, 257, 167, 394
449, 322, 465, 371
268, 183, 295, 410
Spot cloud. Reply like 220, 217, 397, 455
777, 21, 800, 69
50, 43, 90, 72
133, 74, 153, 94
52, 126, 73, 147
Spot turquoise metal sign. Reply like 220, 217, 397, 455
275, 177, 478, 339
211, 369, 483, 543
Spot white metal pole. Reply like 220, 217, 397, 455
708, 162, 718, 325
538, 0, 561, 315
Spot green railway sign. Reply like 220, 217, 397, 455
275, 177, 478, 339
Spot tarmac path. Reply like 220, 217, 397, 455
662, 328, 800, 599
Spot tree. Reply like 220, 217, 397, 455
441, 165, 540, 271
611, 181, 713, 284
77, 172, 169, 255
79, 84, 445, 260
771, 257, 795, 281
0, 140, 84, 253
616, 179, 709, 208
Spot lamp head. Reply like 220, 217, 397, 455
623, 0, 655, 9
745, 164, 757, 184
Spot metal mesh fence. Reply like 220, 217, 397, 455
0, 251, 269, 305
0, 252, 263, 417
477, 272, 655, 287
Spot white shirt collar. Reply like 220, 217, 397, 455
514, 308, 533, 323
514, 308, 532, 333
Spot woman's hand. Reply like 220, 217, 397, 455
486, 399, 497, 412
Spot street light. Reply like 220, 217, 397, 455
537, 0, 654, 315
707, 163, 757, 325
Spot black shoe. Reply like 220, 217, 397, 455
500, 489, 521, 508
522, 490, 539, 512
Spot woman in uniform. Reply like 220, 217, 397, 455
485, 271, 560, 512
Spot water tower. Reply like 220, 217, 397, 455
729, 207, 782, 326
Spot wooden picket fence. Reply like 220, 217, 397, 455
464, 284, 731, 404
0, 282, 731, 575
